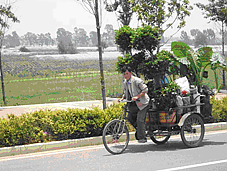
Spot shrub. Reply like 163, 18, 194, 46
0, 103, 124, 147
211, 96, 227, 122
57, 41, 77, 54
19, 46, 30, 52
0, 97, 226, 148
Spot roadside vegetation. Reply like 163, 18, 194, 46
0, 96, 226, 147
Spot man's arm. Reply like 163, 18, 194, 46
132, 79, 148, 101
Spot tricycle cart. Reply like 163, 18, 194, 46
102, 90, 210, 155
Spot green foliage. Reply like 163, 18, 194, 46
211, 96, 227, 122
147, 81, 180, 111
130, 25, 160, 52
132, 0, 193, 34
171, 41, 226, 89
196, 0, 227, 24
114, 25, 134, 53
0, 5, 19, 35
139, 50, 174, 80
0, 103, 125, 147
0, 96, 226, 147
116, 52, 145, 76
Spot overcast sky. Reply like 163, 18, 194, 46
4, 0, 217, 38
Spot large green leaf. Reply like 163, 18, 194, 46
171, 41, 192, 59
197, 47, 213, 67
171, 41, 200, 85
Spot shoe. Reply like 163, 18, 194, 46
138, 139, 147, 143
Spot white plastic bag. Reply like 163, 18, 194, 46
175, 76, 190, 93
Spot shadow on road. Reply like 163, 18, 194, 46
103, 139, 226, 156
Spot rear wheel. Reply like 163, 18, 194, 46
181, 114, 205, 147
150, 131, 171, 145
102, 119, 129, 155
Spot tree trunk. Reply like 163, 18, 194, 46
95, 0, 106, 109
0, 51, 6, 105
221, 21, 226, 89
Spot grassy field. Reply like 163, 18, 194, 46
0, 46, 225, 106
0, 47, 123, 106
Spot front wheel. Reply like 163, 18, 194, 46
181, 114, 205, 147
102, 119, 129, 155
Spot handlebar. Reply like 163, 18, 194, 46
119, 99, 140, 103
119, 99, 133, 103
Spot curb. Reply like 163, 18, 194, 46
0, 122, 226, 157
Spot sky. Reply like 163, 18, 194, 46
3, 0, 218, 38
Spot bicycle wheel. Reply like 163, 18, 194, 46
181, 114, 205, 147
150, 131, 171, 145
102, 119, 129, 155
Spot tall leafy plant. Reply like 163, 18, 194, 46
171, 41, 226, 90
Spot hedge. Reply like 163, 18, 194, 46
0, 97, 226, 147
0, 103, 125, 147
211, 96, 227, 122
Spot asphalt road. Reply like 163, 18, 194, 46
0, 130, 226, 171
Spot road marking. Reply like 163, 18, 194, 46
0, 145, 104, 162
156, 160, 227, 171
0, 130, 226, 162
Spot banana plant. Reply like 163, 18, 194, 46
171, 41, 226, 90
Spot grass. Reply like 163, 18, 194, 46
0, 46, 226, 106
0, 68, 123, 106
0, 47, 123, 106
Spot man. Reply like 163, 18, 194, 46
118, 66, 150, 143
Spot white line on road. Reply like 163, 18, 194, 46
156, 160, 227, 171
0, 130, 226, 162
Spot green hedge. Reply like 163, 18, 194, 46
211, 96, 227, 122
0, 103, 125, 147
0, 97, 226, 147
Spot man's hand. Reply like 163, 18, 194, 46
132, 92, 145, 101
132, 96, 139, 101
118, 98, 124, 102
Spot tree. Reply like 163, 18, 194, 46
0, 3, 19, 105
24, 32, 37, 46
56, 28, 76, 54
203, 28, 216, 44
196, 0, 227, 88
89, 31, 97, 46
56, 28, 72, 45
104, 24, 115, 46
4, 31, 20, 47
194, 31, 208, 48
190, 29, 208, 48
132, 0, 193, 52
104, 0, 137, 26
180, 30, 191, 45
44, 33, 52, 46
76, 0, 106, 109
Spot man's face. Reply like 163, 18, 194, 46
123, 70, 132, 80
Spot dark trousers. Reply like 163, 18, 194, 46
127, 102, 150, 140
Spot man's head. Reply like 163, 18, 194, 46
121, 66, 132, 80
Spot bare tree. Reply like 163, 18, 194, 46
76, 0, 106, 109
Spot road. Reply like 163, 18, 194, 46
0, 130, 226, 171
